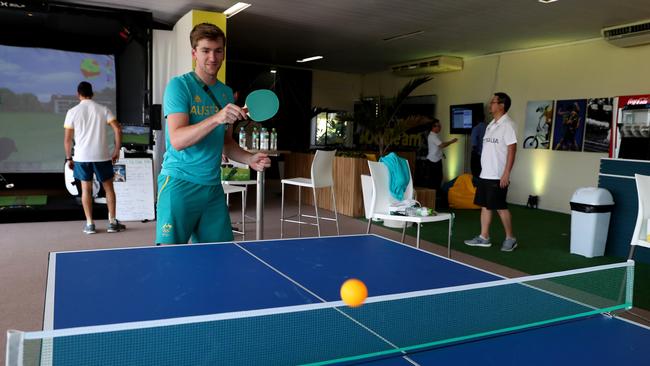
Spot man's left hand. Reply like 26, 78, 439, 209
248, 153, 271, 172
500, 175, 510, 188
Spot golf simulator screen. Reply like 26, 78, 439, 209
0, 45, 117, 173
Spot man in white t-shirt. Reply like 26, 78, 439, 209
425, 118, 458, 191
464, 92, 518, 251
63, 81, 125, 235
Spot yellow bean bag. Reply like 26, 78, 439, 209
448, 174, 480, 209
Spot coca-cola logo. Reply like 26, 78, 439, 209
627, 98, 649, 105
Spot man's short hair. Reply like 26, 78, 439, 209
431, 118, 441, 129
494, 92, 511, 113
77, 81, 93, 98
190, 23, 226, 48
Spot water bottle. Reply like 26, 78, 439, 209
260, 127, 269, 150
270, 128, 277, 150
251, 127, 259, 150
238, 127, 247, 149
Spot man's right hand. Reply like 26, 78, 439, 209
67, 159, 74, 169
215, 103, 248, 125
111, 151, 120, 164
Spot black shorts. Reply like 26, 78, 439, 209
474, 178, 509, 210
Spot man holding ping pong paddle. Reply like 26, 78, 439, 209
156, 23, 271, 245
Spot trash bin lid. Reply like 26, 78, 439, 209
570, 187, 614, 206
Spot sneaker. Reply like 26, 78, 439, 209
501, 237, 518, 252
107, 220, 126, 233
464, 235, 491, 247
83, 223, 96, 235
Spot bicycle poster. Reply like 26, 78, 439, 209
524, 100, 554, 149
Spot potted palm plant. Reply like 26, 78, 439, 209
353, 76, 433, 157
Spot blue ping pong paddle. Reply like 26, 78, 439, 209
244, 89, 279, 122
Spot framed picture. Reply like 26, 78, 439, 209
583, 98, 614, 153
523, 101, 554, 149
113, 164, 126, 182
552, 99, 587, 151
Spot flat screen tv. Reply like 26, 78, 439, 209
121, 125, 151, 150
450, 103, 485, 134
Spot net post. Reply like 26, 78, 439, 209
6, 330, 25, 366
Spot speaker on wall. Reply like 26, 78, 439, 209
150, 104, 162, 130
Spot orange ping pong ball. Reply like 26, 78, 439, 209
340, 278, 368, 307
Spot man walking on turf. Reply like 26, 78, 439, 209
464, 92, 517, 251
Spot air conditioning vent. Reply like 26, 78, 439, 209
391, 56, 463, 76
0, 0, 48, 13
602, 19, 650, 47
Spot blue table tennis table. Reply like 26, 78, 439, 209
28, 235, 650, 365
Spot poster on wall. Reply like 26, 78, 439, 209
612, 94, 650, 159
552, 99, 587, 151
523, 100, 554, 149
583, 98, 613, 153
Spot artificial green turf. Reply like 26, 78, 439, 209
368, 204, 650, 311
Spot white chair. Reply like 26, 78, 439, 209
222, 184, 247, 239
628, 174, 650, 260
365, 160, 453, 257
280, 149, 339, 237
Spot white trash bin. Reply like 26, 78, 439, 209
569, 187, 615, 258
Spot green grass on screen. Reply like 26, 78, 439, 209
0, 195, 47, 207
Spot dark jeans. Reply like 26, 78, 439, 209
424, 159, 443, 191
471, 151, 482, 179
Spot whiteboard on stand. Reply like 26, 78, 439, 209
113, 158, 155, 221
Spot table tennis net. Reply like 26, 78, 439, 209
7, 260, 633, 366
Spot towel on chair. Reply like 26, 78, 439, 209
379, 152, 410, 201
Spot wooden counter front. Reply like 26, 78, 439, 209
283, 152, 415, 217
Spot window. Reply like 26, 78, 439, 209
310, 111, 353, 148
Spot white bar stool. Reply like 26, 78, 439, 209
280, 149, 339, 237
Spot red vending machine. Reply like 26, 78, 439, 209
611, 94, 650, 159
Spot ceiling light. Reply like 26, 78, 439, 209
223, 2, 251, 18
296, 56, 323, 63
538, 0, 558, 3
383, 30, 424, 42
270, 68, 277, 74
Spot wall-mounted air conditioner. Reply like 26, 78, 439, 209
391, 56, 463, 76
602, 20, 650, 47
